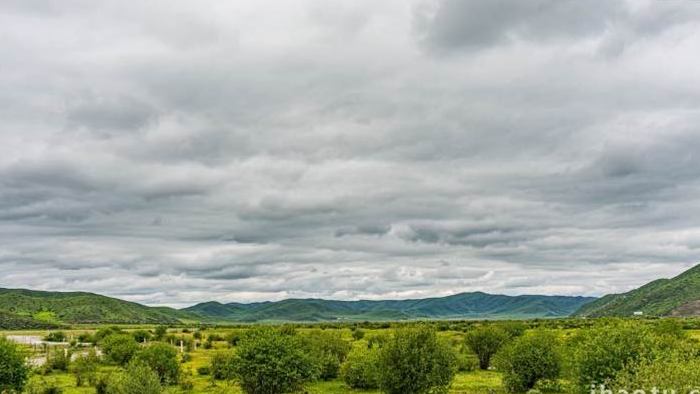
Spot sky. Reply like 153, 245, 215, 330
1, 0, 700, 307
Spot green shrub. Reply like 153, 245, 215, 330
611, 357, 700, 392
24, 378, 63, 394
340, 345, 381, 389
225, 331, 241, 347
352, 329, 365, 341
378, 326, 456, 394
44, 332, 66, 342
135, 343, 180, 384
154, 326, 167, 341
570, 323, 661, 392
233, 327, 319, 394
495, 330, 561, 393
464, 326, 509, 370
105, 360, 162, 394
196, 366, 210, 376
131, 330, 152, 344
101, 334, 140, 365
179, 368, 195, 391
455, 353, 479, 372
301, 329, 351, 380
0, 337, 29, 393
95, 327, 123, 342
72, 349, 100, 387
46, 347, 70, 371
210, 351, 236, 380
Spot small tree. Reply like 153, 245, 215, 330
351, 329, 365, 341
132, 330, 152, 344
72, 349, 100, 387
494, 330, 561, 393
101, 334, 140, 365
464, 326, 509, 370
301, 329, 351, 380
0, 336, 29, 393
136, 343, 180, 385
46, 346, 70, 371
210, 351, 236, 380
44, 331, 66, 342
341, 345, 381, 389
378, 326, 456, 394
611, 357, 700, 392
570, 323, 658, 392
154, 326, 167, 341
233, 327, 319, 394
106, 359, 162, 394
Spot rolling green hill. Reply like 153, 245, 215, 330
574, 264, 700, 317
183, 292, 596, 322
0, 288, 191, 325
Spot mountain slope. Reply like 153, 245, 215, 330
183, 292, 596, 322
574, 264, 700, 317
0, 288, 192, 324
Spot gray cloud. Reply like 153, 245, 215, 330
0, 0, 699, 307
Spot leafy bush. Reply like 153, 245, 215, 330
611, 357, 700, 393
351, 329, 365, 341
225, 331, 241, 347
105, 360, 162, 394
233, 327, 319, 394
570, 323, 661, 392
135, 343, 180, 384
378, 325, 456, 394
154, 326, 167, 341
95, 327, 123, 342
340, 345, 381, 389
131, 330, 152, 343
455, 353, 479, 372
301, 329, 351, 380
24, 378, 63, 394
494, 330, 561, 393
46, 347, 70, 371
77, 332, 95, 344
101, 334, 140, 365
44, 331, 66, 342
210, 351, 236, 380
72, 349, 100, 387
464, 326, 509, 370
196, 366, 210, 376
0, 336, 29, 393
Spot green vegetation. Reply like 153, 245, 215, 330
575, 264, 700, 317
341, 346, 382, 389
494, 330, 561, 393
5, 310, 700, 394
184, 292, 595, 322
0, 288, 188, 325
135, 343, 179, 384
378, 326, 456, 394
0, 336, 29, 393
232, 327, 320, 393
464, 325, 509, 370
101, 334, 139, 365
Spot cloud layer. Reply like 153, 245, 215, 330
2, 0, 700, 307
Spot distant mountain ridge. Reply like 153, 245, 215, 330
0, 287, 595, 326
183, 291, 596, 322
574, 264, 700, 317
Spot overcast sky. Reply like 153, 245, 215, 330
2, 0, 700, 307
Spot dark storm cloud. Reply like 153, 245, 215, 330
1, 0, 700, 306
